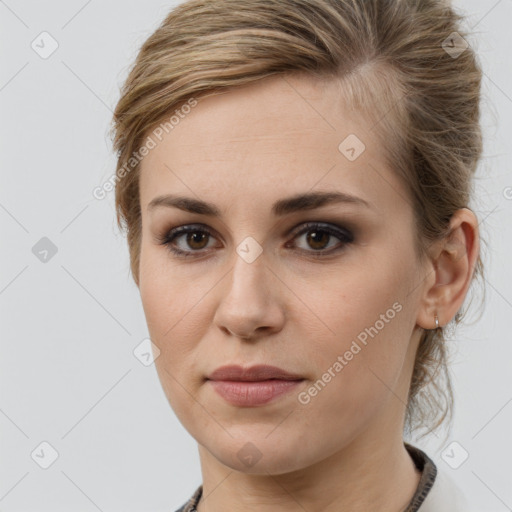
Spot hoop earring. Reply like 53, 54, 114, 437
434, 313, 440, 329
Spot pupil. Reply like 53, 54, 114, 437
189, 232, 207, 249
308, 230, 328, 249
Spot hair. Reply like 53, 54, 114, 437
110, 0, 485, 439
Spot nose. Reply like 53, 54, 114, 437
212, 248, 285, 341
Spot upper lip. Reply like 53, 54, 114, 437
207, 364, 304, 382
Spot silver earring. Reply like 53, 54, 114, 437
434, 313, 440, 329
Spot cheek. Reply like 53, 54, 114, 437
139, 242, 203, 337
139, 249, 190, 372
139, 254, 209, 423
138, 246, 217, 385
294, 250, 417, 407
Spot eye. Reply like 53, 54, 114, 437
288, 222, 354, 256
157, 224, 217, 258
157, 222, 354, 259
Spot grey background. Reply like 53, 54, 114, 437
1, 1, 511, 510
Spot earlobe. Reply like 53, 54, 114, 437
416, 208, 479, 330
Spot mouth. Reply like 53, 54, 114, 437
206, 364, 305, 406
207, 363, 304, 382
207, 379, 304, 406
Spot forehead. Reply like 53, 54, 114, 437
138, 73, 407, 217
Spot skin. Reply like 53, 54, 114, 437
137, 73, 479, 512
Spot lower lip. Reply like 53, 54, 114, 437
208, 379, 304, 406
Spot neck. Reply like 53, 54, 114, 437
196, 425, 421, 512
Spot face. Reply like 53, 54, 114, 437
138, 73, 426, 474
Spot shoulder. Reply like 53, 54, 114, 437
419, 464, 469, 511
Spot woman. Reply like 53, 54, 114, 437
110, 0, 483, 510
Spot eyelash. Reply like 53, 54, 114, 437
156, 222, 354, 259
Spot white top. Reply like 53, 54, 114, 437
420, 465, 469, 511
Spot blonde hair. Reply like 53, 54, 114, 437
110, 0, 484, 438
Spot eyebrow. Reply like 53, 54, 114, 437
147, 191, 373, 217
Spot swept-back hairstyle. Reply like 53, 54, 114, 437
110, 0, 484, 438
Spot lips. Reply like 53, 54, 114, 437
207, 364, 303, 382
206, 364, 305, 406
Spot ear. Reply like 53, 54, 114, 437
416, 208, 480, 329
